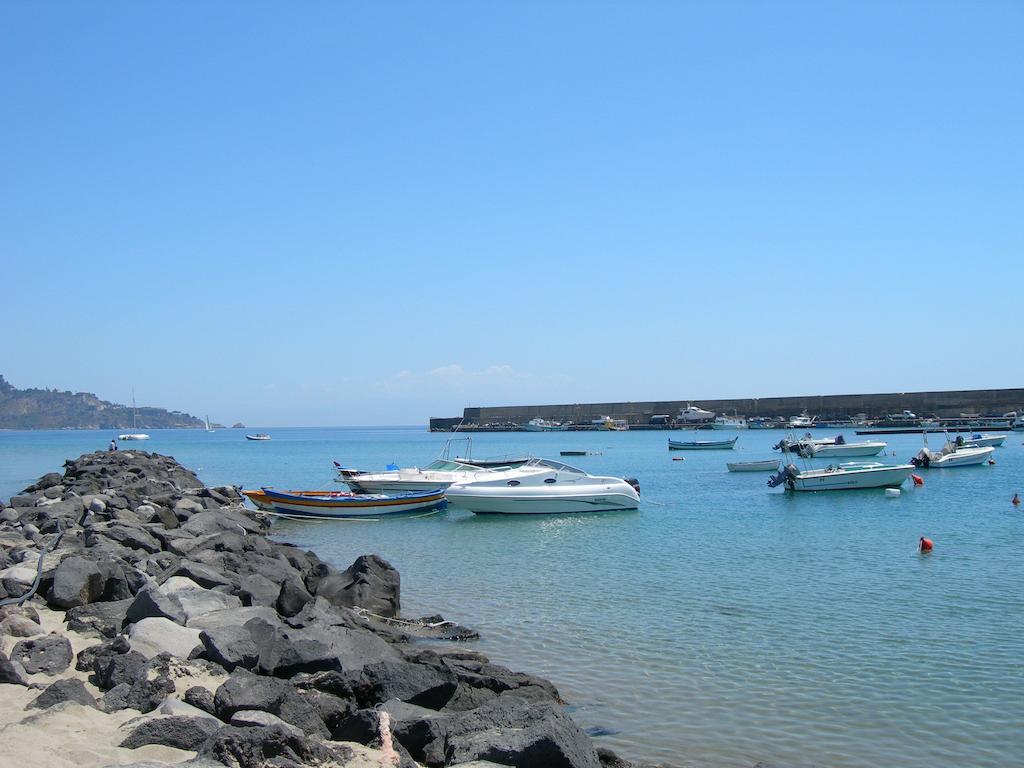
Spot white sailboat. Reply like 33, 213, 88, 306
119, 391, 150, 441
205, 415, 215, 433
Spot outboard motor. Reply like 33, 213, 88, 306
835, 434, 846, 445
767, 465, 796, 488
625, 478, 641, 495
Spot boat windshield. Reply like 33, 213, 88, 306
525, 458, 587, 474
423, 459, 490, 472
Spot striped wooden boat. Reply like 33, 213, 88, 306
248, 487, 447, 519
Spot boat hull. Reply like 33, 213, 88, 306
929, 447, 994, 467
444, 489, 639, 514
807, 442, 886, 458
788, 464, 914, 491
727, 460, 780, 472
669, 437, 737, 450
960, 435, 1006, 448
119, 434, 150, 440
259, 488, 447, 518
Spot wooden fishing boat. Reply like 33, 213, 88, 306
246, 487, 447, 518
726, 459, 780, 472
669, 437, 738, 450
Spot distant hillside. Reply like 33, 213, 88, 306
0, 375, 205, 430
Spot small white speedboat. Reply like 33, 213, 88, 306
801, 439, 887, 458
768, 462, 914, 491
957, 433, 1006, 448
118, 433, 150, 441
246, 433, 271, 441
444, 459, 640, 514
727, 459, 781, 472
911, 442, 994, 468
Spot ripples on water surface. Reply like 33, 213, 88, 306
2, 427, 1022, 767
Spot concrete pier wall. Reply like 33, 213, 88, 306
430, 388, 1024, 429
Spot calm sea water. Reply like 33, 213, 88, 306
2, 427, 1022, 767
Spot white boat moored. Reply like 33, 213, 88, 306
727, 459, 780, 472
444, 459, 640, 514
801, 438, 887, 458
911, 441, 994, 468
768, 462, 914, 491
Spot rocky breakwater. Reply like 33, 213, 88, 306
0, 450, 650, 768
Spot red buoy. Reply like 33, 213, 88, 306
919, 537, 934, 553
912, 474, 924, 486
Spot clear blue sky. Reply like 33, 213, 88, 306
2, 2, 1021, 426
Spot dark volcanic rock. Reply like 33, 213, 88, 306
199, 626, 259, 672
239, 573, 279, 607
276, 576, 313, 618
197, 725, 353, 768
125, 584, 187, 625
253, 620, 400, 678
314, 554, 400, 617
95, 649, 147, 690
11, 634, 73, 675
213, 668, 327, 737
66, 598, 132, 638
48, 555, 104, 608
102, 675, 176, 714
0, 650, 29, 685
159, 560, 235, 590
348, 659, 459, 710
383, 694, 602, 768
119, 715, 221, 750
27, 678, 98, 710
184, 685, 217, 715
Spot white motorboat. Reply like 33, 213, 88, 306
911, 440, 994, 468
337, 438, 521, 493
957, 433, 1006, 448
246, 433, 271, 441
727, 459, 780, 472
712, 416, 748, 430
676, 404, 715, 423
773, 433, 837, 453
522, 418, 568, 432
768, 461, 914, 491
444, 459, 640, 514
786, 413, 817, 429
801, 438, 887, 458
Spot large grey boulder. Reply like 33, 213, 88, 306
249, 618, 401, 678
129, 617, 203, 659
213, 668, 328, 737
314, 554, 400, 617
119, 715, 221, 750
158, 560, 234, 590
229, 709, 302, 736
27, 678, 98, 710
275, 576, 313, 618
199, 626, 259, 672
49, 555, 104, 608
125, 584, 187, 625
238, 573, 279, 607
350, 659, 459, 710
100, 676, 176, 714
101, 523, 162, 554
381, 695, 602, 768
11, 633, 73, 675
187, 605, 279, 631
94, 649, 147, 690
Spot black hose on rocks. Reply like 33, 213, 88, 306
0, 506, 86, 608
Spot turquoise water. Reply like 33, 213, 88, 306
2, 427, 1023, 767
